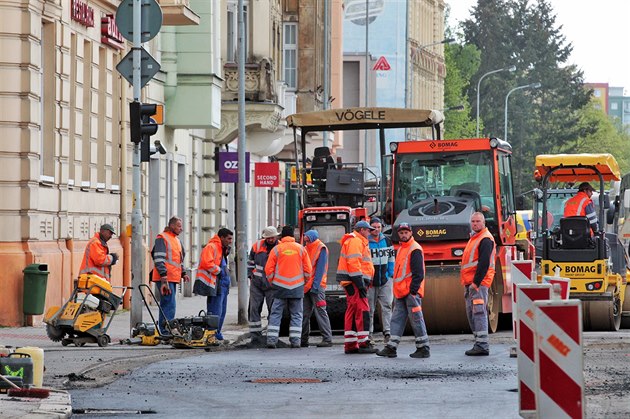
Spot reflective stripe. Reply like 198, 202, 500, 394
472, 298, 484, 305
340, 252, 362, 259
411, 305, 422, 313
576, 198, 588, 215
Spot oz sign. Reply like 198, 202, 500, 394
218, 151, 249, 183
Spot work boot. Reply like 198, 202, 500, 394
465, 347, 489, 356
358, 342, 378, 354
384, 333, 391, 344
376, 346, 397, 358
316, 341, 333, 348
266, 343, 277, 349
344, 347, 359, 354
300, 342, 309, 348
410, 347, 430, 359
291, 342, 301, 348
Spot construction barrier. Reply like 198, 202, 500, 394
511, 260, 534, 340
542, 275, 571, 300
534, 299, 584, 419
516, 283, 552, 416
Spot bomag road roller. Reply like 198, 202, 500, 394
534, 153, 629, 330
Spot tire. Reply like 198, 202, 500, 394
97, 335, 109, 347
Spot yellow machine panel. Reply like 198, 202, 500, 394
75, 312, 103, 332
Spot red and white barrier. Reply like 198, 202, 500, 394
534, 299, 584, 419
542, 275, 571, 300
516, 283, 552, 416
511, 260, 534, 340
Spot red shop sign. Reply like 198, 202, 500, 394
71, 0, 95, 28
254, 162, 280, 188
101, 14, 124, 50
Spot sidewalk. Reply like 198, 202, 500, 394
0, 286, 249, 418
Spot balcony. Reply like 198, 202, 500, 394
222, 58, 278, 103
158, 0, 200, 25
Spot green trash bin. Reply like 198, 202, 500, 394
23, 263, 49, 315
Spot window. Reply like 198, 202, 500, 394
227, 1, 248, 62
40, 20, 55, 182
611, 102, 618, 110
593, 89, 601, 98
283, 22, 297, 89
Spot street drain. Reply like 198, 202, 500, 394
249, 378, 324, 384
398, 373, 447, 379
73, 408, 157, 415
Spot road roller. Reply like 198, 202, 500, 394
534, 153, 629, 331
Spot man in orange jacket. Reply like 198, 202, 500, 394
376, 222, 430, 359
301, 229, 333, 347
460, 212, 496, 356
198, 228, 234, 342
337, 220, 377, 354
79, 224, 118, 282
151, 217, 190, 333
265, 225, 312, 348
564, 182, 599, 233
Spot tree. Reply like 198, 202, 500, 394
443, 42, 480, 139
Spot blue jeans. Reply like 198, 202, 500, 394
207, 284, 229, 338
158, 282, 177, 334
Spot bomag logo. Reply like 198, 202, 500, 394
564, 265, 596, 273
421, 228, 447, 238
429, 141, 459, 149
281, 249, 298, 256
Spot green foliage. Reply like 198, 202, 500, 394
443, 42, 480, 139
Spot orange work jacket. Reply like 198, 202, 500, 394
336, 232, 374, 287
393, 238, 425, 298
563, 191, 592, 218
265, 236, 312, 298
79, 233, 114, 281
152, 231, 184, 283
196, 235, 223, 295
460, 228, 496, 287
305, 239, 328, 293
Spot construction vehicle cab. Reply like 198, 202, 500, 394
535, 153, 629, 330
287, 108, 443, 329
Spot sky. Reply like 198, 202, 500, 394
448, 0, 630, 93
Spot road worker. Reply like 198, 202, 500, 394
151, 217, 190, 334
265, 225, 312, 348
564, 182, 599, 233
79, 224, 118, 282
337, 220, 377, 354
376, 222, 430, 359
301, 229, 333, 347
247, 226, 279, 346
198, 228, 234, 342
367, 217, 394, 343
461, 212, 496, 356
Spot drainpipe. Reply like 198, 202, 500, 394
120, 71, 130, 310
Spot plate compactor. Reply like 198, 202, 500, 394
120, 283, 220, 350
44, 274, 126, 347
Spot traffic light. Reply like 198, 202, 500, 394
129, 101, 160, 162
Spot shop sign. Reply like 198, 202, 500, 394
254, 162, 280, 187
71, 0, 95, 28
218, 152, 250, 183
101, 14, 124, 50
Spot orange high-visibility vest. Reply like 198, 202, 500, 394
79, 233, 114, 281
392, 238, 424, 298
196, 235, 223, 293
305, 239, 328, 292
564, 191, 592, 218
336, 232, 374, 286
152, 231, 183, 283
460, 228, 496, 287
265, 237, 312, 296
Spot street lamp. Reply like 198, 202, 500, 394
476, 65, 516, 137
504, 82, 541, 142
407, 37, 455, 109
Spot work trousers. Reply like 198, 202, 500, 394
343, 283, 370, 351
206, 283, 229, 339
157, 282, 177, 334
367, 280, 393, 337
267, 297, 303, 346
302, 288, 333, 343
464, 285, 489, 351
248, 280, 275, 342
386, 294, 429, 350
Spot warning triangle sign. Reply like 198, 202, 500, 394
372, 56, 391, 71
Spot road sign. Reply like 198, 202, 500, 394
115, 0, 163, 43
116, 47, 160, 88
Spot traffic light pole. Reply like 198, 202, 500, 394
130, 0, 143, 330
